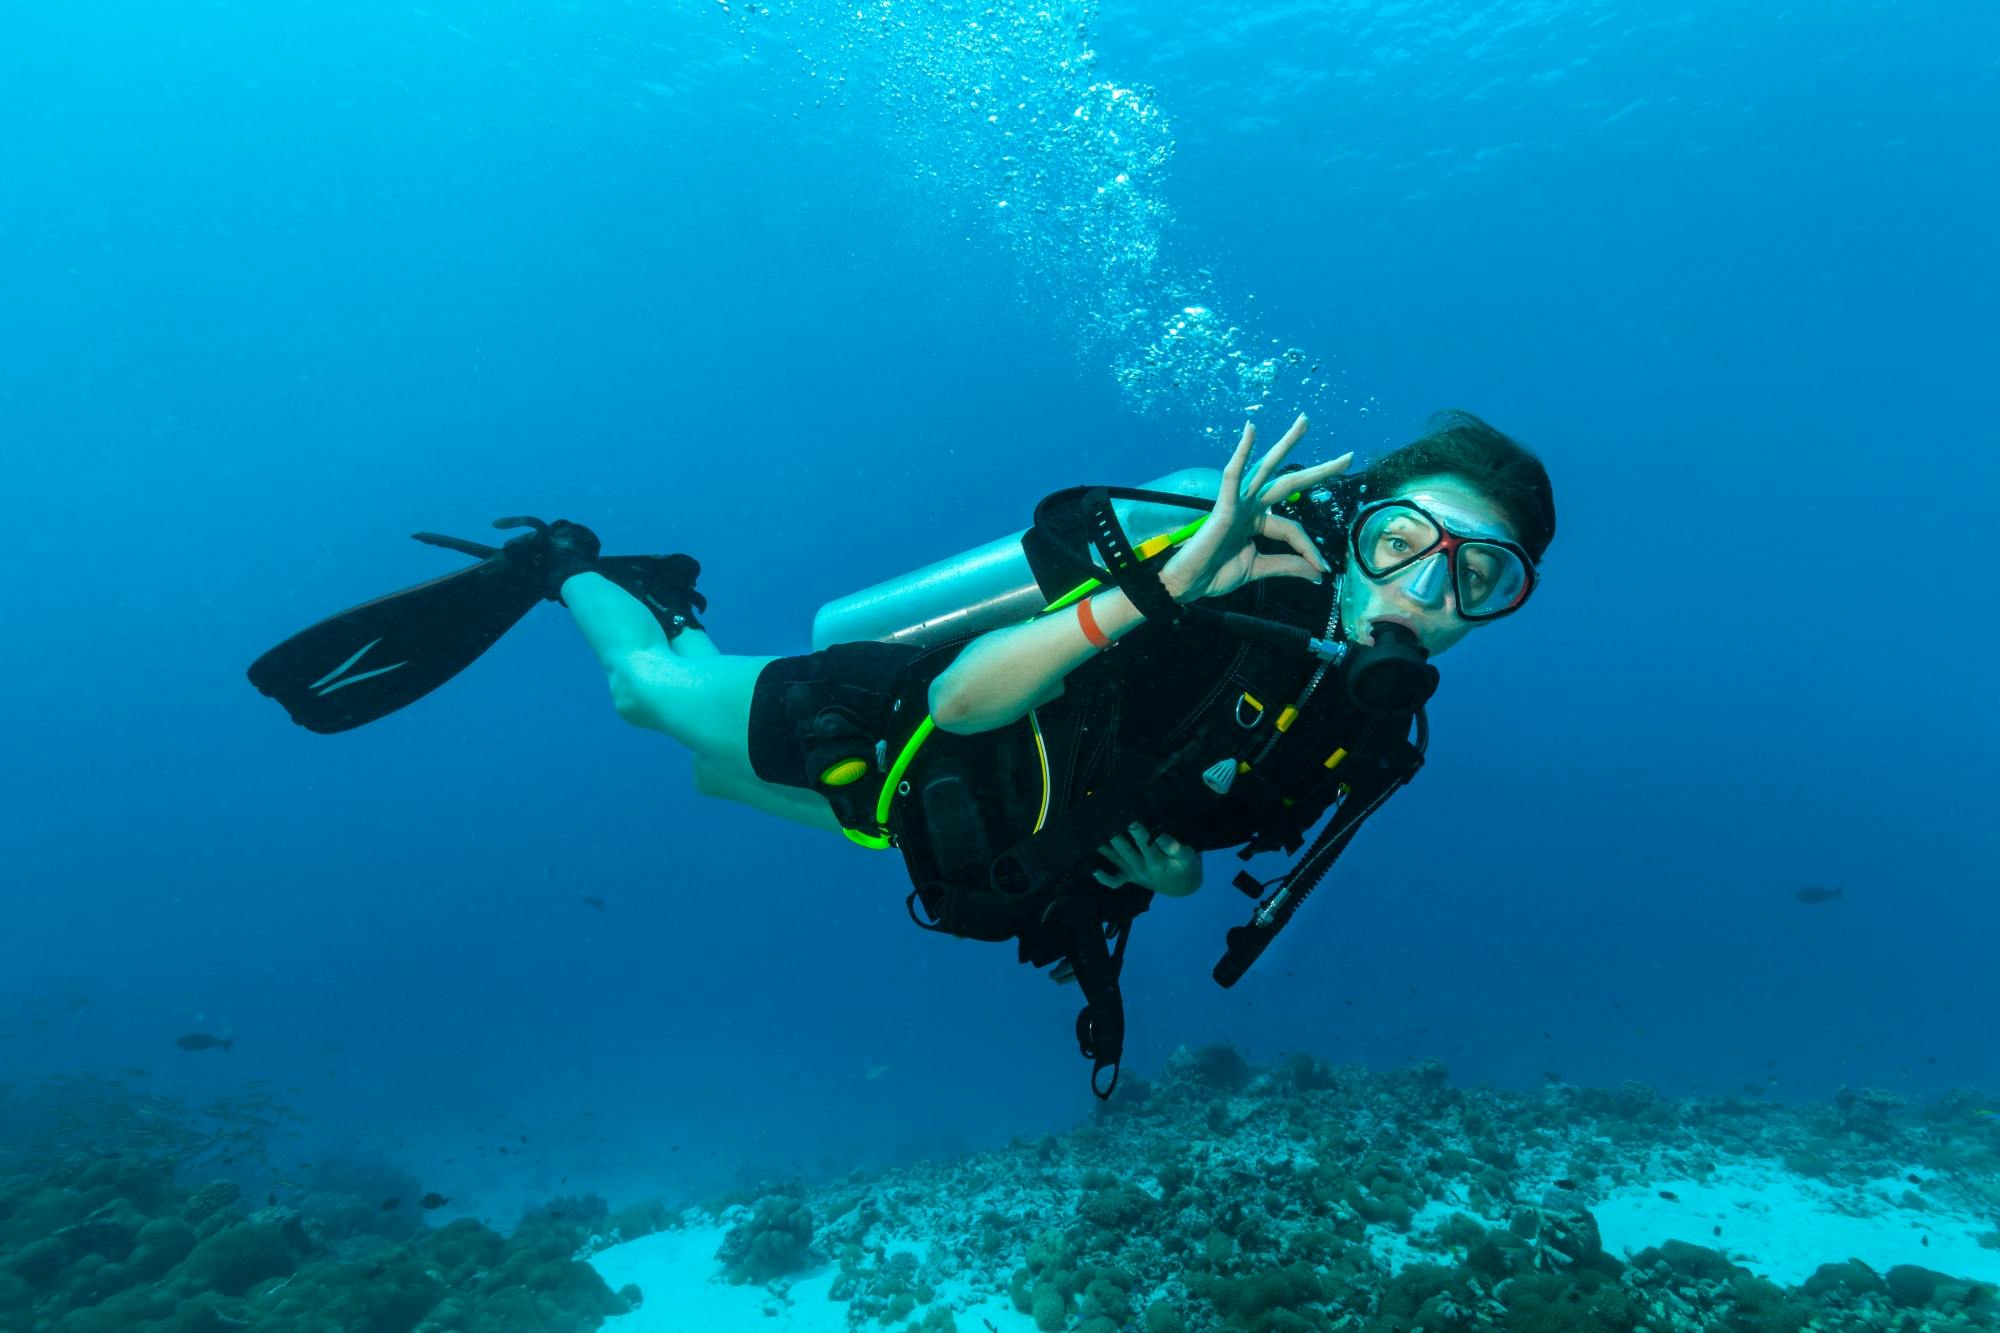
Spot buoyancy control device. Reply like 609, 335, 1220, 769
803, 471, 1431, 1097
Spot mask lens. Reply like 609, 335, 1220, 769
1355, 503, 1440, 577
1455, 541, 1529, 617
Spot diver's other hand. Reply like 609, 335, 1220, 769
496, 517, 603, 601
1093, 823, 1202, 897
1158, 415, 1352, 605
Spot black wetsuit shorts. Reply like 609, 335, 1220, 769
745, 641, 927, 789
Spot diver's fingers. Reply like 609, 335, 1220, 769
1247, 413, 1310, 502
1253, 555, 1326, 585
1261, 512, 1331, 574
1298, 451, 1355, 485
1266, 453, 1355, 509
1216, 422, 1255, 515
1092, 868, 1126, 888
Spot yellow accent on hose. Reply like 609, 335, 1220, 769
1323, 747, 1349, 770
1276, 706, 1299, 733
1030, 708, 1051, 833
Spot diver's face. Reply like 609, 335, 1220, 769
1339, 476, 1525, 657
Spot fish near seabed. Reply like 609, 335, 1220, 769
176, 1033, 234, 1052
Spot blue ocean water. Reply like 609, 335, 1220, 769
0, 0, 1994, 1293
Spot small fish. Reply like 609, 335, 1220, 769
419, 1193, 448, 1210
66, 996, 93, 1012
498, 1146, 509, 1155
1922, 1235, 1930, 1247
1658, 1191, 1680, 1203
582, 895, 608, 912
1553, 1178, 1579, 1191
865, 1064, 891, 1080
176, 1034, 234, 1052
122, 1068, 152, 1079
1794, 886, 1843, 904
267, 1192, 277, 1206
1907, 1174, 1923, 1185
380, 1198, 401, 1211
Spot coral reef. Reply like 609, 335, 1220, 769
0, 1153, 649, 1331
638, 1045, 2000, 1333
10, 1046, 1999, 1332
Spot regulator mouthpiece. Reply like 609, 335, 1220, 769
1345, 621, 1439, 715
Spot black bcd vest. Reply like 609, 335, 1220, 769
793, 490, 1427, 1098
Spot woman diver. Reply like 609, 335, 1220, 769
249, 410, 1555, 1093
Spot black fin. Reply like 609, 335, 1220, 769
596, 554, 706, 635
247, 548, 541, 734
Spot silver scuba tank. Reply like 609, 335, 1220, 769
811, 467, 1226, 650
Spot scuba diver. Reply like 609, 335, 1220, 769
249, 410, 1555, 1097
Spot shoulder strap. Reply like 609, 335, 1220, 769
1022, 484, 1208, 623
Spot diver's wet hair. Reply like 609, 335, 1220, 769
1365, 411, 1557, 563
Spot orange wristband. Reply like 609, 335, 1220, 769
1077, 596, 1113, 650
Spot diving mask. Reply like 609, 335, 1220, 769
1350, 497, 1537, 622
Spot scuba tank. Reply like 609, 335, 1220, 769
811, 467, 1224, 650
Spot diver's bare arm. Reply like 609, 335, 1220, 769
928, 587, 1147, 734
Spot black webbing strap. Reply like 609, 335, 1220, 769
1058, 907, 1133, 1099
1080, 487, 1184, 626
1022, 484, 1217, 607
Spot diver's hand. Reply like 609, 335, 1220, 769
1158, 415, 1352, 605
1093, 823, 1202, 897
